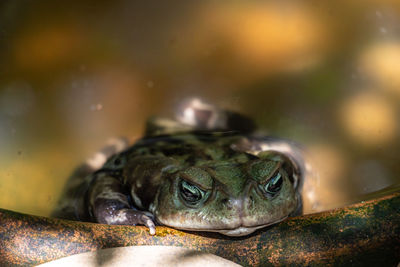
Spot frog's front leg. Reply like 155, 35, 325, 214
88, 172, 156, 235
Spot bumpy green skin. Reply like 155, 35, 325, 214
50, 99, 301, 236
78, 131, 300, 236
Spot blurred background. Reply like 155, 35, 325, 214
0, 0, 399, 217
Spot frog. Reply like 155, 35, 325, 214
53, 98, 303, 236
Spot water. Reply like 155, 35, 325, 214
0, 0, 399, 217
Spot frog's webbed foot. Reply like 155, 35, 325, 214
94, 203, 156, 235
145, 98, 256, 136
89, 173, 157, 235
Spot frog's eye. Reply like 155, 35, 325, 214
261, 171, 283, 198
179, 180, 206, 205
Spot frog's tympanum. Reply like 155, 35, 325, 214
54, 99, 303, 236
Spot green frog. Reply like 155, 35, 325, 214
53, 99, 303, 236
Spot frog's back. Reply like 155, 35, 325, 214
124, 131, 246, 165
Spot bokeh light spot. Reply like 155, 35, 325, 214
340, 92, 397, 146
359, 41, 400, 96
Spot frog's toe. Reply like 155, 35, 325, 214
118, 209, 156, 235
140, 214, 156, 235
176, 98, 256, 133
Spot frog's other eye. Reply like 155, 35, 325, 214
179, 180, 206, 205
261, 172, 283, 198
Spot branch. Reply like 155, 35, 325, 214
0, 192, 399, 266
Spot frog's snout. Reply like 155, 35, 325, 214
221, 198, 243, 211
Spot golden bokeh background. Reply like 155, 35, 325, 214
0, 0, 399, 216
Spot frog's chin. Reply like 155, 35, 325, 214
216, 225, 267, 236
214, 217, 288, 236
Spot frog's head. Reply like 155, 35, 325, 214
152, 152, 301, 236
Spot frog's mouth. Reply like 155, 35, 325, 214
166, 216, 288, 237
211, 216, 287, 236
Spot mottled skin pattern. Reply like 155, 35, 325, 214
53, 100, 303, 236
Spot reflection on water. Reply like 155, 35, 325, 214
0, 0, 399, 217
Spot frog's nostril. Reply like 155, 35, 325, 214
221, 198, 232, 210
247, 195, 254, 209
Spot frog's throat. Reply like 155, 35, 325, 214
216, 225, 267, 236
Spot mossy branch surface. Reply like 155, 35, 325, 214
0, 192, 399, 266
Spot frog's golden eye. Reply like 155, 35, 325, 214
260, 171, 283, 198
179, 180, 206, 205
